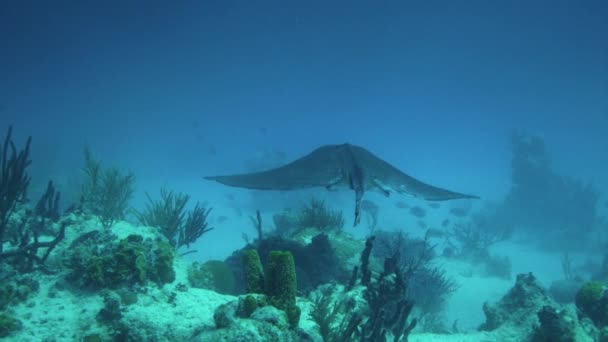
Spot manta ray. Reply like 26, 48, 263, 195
205, 143, 479, 226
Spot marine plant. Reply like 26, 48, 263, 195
296, 198, 344, 232
272, 198, 345, 237
309, 285, 360, 342
134, 187, 213, 249
81, 147, 135, 229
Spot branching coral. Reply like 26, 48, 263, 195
360, 240, 417, 341
336, 236, 418, 341
34, 180, 60, 222
0, 126, 31, 253
375, 231, 458, 321
0, 127, 66, 273
446, 222, 510, 260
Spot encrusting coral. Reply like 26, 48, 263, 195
66, 233, 175, 290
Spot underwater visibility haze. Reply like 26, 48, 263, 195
1, 1, 608, 341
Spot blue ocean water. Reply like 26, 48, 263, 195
1, 1, 607, 341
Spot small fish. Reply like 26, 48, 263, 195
442, 219, 450, 227
206, 144, 217, 156
226, 193, 236, 201
361, 200, 379, 217
216, 215, 229, 223
449, 207, 469, 217
395, 201, 409, 209
428, 203, 440, 209
361, 199, 379, 211
425, 228, 445, 238
417, 220, 427, 229
409, 206, 426, 218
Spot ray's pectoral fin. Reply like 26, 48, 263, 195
394, 173, 479, 201
205, 145, 347, 191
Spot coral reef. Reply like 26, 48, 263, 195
207, 297, 309, 341
534, 305, 578, 342
6, 124, 606, 342
502, 132, 600, 249
480, 273, 595, 341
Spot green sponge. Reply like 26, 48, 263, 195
266, 251, 299, 328
575, 281, 607, 326
242, 249, 265, 294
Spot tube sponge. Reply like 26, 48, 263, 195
242, 249, 265, 294
266, 251, 300, 328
